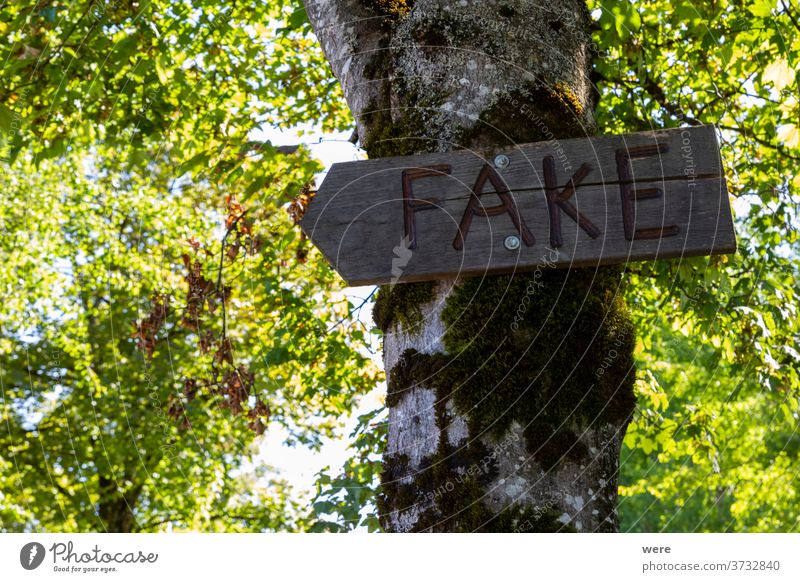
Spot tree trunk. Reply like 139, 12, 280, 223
98, 476, 141, 532
305, 0, 636, 532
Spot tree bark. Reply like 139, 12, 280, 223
305, 0, 636, 532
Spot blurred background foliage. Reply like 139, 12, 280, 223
590, 0, 800, 531
0, 0, 377, 532
0, 0, 797, 531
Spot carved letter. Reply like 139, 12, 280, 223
543, 156, 600, 247
453, 164, 535, 250
401, 165, 451, 249
616, 144, 679, 240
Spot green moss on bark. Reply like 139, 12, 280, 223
553, 82, 585, 117
363, 0, 413, 18
377, 452, 415, 523
439, 266, 636, 440
523, 423, 588, 472
380, 268, 636, 466
361, 99, 443, 158
373, 281, 437, 333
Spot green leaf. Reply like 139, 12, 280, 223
155, 56, 171, 84
749, 0, 772, 16
0, 106, 12, 133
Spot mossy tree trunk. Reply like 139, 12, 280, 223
305, 0, 636, 532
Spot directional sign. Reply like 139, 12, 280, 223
300, 126, 736, 286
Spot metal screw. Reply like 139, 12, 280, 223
494, 154, 510, 169
504, 235, 521, 251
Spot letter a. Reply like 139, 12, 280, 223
453, 164, 535, 250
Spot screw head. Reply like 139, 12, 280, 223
504, 235, 521, 251
494, 154, 510, 169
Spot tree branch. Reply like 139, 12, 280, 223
780, 0, 800, 33
718, 125, 800, 161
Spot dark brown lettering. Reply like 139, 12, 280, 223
402, 165, 450, 249
616, 144, 679, 240
543, 157, 599, 247
453, 164, 535, 250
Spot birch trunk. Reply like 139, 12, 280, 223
305, 0, 636, 532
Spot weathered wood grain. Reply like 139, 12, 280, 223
301, 126, 736, 286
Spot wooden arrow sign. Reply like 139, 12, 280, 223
300, 126, 736, 286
